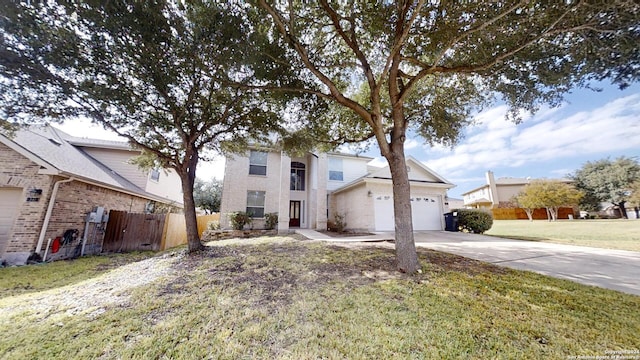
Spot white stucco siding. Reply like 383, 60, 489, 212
326, 155, 371, 191
495, 184, 525, 205
145, 168, 184, 204
81, 148, 148, 189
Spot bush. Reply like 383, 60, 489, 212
332, 213, 347, 233
207, 220, 221, 231
455, 209, 493, 234
228, 211, 253, 230
264, 213, 278, 230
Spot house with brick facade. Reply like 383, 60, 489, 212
219, 148, 455, 233
0, 125, 183, 265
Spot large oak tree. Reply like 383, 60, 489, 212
0, 1, 297, 252
250, 1, 640, 272
572, 157, 640, 218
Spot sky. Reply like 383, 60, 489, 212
57, 82, 640, 199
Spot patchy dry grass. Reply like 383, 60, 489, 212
485, 219, 640, 252
0, 251, 154, 298
1, 236, 638, 359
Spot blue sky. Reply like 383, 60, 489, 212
58, 82, 640, 199
364, 82, 640, 198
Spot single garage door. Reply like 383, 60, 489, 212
374, 194, 443, 231
0, 188, 22, 255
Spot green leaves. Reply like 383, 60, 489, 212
572, 157, 640, 209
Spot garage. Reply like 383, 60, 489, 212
374, 194, 443, 231
0, 187, 23, 255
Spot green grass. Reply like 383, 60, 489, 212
1, 237, 638, 359
485, 219, 640, 252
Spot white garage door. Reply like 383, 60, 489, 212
0, 188, 23, 255
374, 194, 443, 231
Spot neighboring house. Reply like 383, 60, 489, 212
0, 125, 183, 265
219, 148, 455, 233
462, 171, 572, 209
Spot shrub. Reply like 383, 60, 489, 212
264, 212, 278, 230
332, 213, 347, 233
228, 211, 253, 230
455, 209, 493, 234
207, 220, 221, 231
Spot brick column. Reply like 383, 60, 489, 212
315, 153, 328, 231
277, 152, 291, 234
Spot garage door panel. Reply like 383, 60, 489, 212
411, 196, 442, 230
375, 194, 443, 231
0, 188, 23, 254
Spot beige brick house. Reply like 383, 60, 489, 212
0, 125, 182, 265
462, 170, 573, 209
220, 149, 455, 233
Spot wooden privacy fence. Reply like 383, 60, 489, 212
491, 207, 576, 220
103, 211, 166, 252
103, 211, 220, 252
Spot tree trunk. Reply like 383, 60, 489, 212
178, 148, 204, 253
617, 201, 628, 219
385, 140, 420, 273
525, 209, 533, 221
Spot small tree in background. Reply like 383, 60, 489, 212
193, 178, 222, 215
515, 180, 582, 221
571, 157, 640, 218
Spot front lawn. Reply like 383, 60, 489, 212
1, 237, 638, 359
485, 219, 640, 252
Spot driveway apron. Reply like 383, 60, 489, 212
410, 231, 640, 296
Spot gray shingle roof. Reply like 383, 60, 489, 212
7, 125, 171, 203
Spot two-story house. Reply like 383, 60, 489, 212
219, 148, 455, 233
462, 170, 573, 208
0, 125, 183, 265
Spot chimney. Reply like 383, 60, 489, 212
486, 170, 498, 207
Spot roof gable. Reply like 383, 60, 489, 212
367, 156, 453, 185
1, 125, 175, 204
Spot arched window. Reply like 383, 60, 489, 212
290, 162, 306, 191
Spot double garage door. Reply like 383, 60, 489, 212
374, 194, 443, 231
0, 188, 22, 255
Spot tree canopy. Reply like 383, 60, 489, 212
571, 157, 640, 218
193, 178, 222, 215
515, 180, 583, 221
0, 1, 299, 251
250, 1, 640, 272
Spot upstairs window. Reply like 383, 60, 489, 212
249, 150, 267, 175
290, 162, 306, 191
150, 169, 160, 182
328, 157, 343, 181
246, 191, 265, 218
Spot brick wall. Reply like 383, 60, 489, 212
45, 180, 148, 259
0, 142, 52, 263
1, 142, 156, 264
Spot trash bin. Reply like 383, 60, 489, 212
444, 212, 459, 232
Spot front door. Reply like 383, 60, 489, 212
289, 201, 301, 227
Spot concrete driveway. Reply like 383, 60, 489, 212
410, 231, 640, 296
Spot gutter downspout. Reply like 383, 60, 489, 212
35, 177, 74, 255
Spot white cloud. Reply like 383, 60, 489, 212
404, 138, 420, 150
422, 94, 640, 177
197, 157, 225, 180
57, 118, 126, 141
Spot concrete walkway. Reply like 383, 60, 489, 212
296, 229, 640, 296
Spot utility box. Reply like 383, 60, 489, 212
87, 206, 105, 223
